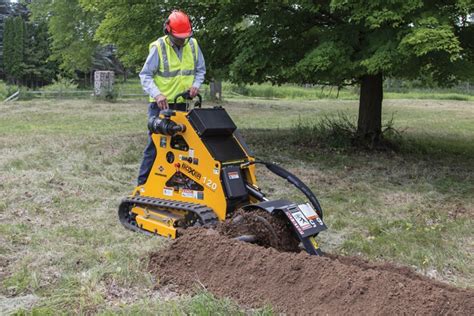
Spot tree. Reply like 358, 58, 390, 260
79, 1, 166, 71
2, 15, 13, 78
3, 14, 57, 86
29, 0, 127, 84
22, 21, 58, 87
82, 1, 473, 143
29, 0, 99, 78
0, 0, 13, 74
198, 1, 473, 142
3, 16, 25, 84
79, 1, 235, 78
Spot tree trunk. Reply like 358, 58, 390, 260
357, 73, 383, 143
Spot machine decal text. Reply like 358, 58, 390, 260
181, 162, 201, 180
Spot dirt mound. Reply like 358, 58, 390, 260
149, 229, 474, 315
218, 209, 300, 252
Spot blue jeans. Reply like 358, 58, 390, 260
137, 102, 160, 185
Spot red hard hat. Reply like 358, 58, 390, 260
165, 10, 193, 38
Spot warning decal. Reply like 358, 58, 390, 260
228, 171, 239, 180
181, 189, 194, 198
298, 203, 318, 220
291, 211, 312, 230
286, 212, 304, 235
163, 187, 173, 197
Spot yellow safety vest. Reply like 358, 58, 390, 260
149, 36, 198, 103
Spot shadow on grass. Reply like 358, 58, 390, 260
240, 127, 474, 163
241, 127, 473, 201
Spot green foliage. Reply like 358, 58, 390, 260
29, 0, 99, 75
80, 0, 239, 77
42, 76, 79, 91
3, 17, 14, 77
0, 80, 19, 100
293, 113, 401, 149
2, 13, 58, 86
202, 1, 472, 85
400, 23, 461, 60
21, 21, 58, 87
80, 1, 169, 71
224, 82, 353, 99
3, 16, 25, 82
80, 1, 473, 139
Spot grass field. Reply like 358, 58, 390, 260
113, 79, 474, 101
0, 97, 473, 314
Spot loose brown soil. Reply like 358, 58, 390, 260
218, 209, 300, 252
149, 228, 474, 315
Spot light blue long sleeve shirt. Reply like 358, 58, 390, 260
139, 37, 206, 99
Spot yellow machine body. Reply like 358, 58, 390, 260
119, 99, 326, 255
129, 110, 258, 238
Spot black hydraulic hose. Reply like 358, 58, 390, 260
245, 183, 266, 201
255, 160, 324, 219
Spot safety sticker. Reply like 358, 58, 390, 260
163, 187, 173, 197
213, 168, 220, 175
181, 189, 194, 198
298, 203, 318, 220
188, 148, 194, 158
286, 211, 304, 235
160, 136, 167, 148
291, 211, 312, 230
228, 171, 239, 180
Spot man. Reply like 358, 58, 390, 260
137, 10, 206, 185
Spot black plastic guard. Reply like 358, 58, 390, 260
241, 199, 327, 255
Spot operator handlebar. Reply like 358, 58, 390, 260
173, 91, 202, 107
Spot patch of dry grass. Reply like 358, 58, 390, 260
0, 98, 473, 313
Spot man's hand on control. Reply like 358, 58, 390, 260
189, 87, 199, 98
155, 94, 168, 110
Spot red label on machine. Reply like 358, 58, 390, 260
228, 171, 240, 180
181, 189, 194, 198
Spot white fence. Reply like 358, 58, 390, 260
4, 89, 147, 101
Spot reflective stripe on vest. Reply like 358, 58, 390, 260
149, 36, 198, 102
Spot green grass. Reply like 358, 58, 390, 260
115, 79, 474, 101
0, 97, 473, 313
385, 92, 474, 101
